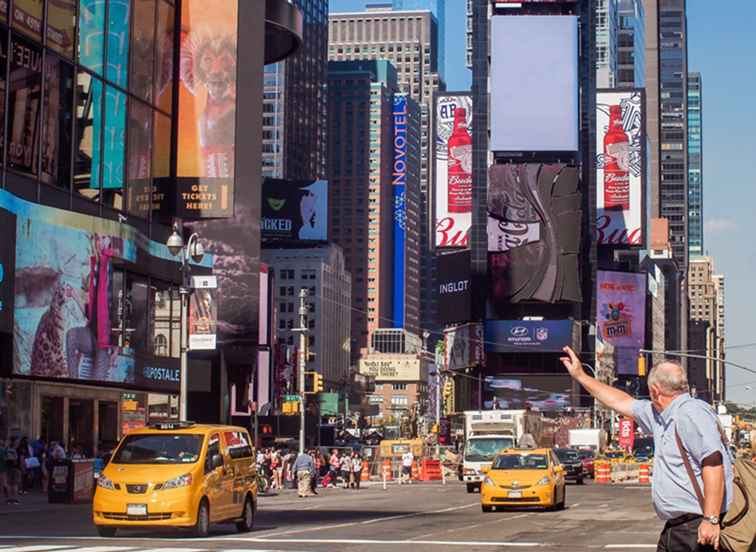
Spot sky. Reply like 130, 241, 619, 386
329, 1, 755, 406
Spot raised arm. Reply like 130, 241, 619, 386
560, 346, 636, 418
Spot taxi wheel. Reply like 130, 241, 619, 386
96, 525, 117, 538
481, 505, 494, 513
236, 496, 255, 533
193, 499, 210, 537
556, 487, 566, 510
466, 484, 477, 493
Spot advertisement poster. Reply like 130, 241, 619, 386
393, 94, 408, 327
437, 250, 471, 325
189, 288, 217, 350
596, 90, 644, 246
12, 0, 43, 42
46, 0, 76, 58
444, 323, 483, 371
484, 320, 574, 353
0, 208, 16, 333
261, 179, 328, 241
0, 188, 209, 385
176, 0, 237, 218
596, 271, 646, 375
487, 163, 582, 312
121, 393, 146, 435
618, 418, 636, 451
484, 377, 571, 412
435, 93, 472, 248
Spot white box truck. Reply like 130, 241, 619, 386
462, 410, 542, 493
568, 428, 607, 452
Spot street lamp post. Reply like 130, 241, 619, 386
166, 226, 205, 421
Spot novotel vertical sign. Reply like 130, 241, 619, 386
393, 94, 408, 327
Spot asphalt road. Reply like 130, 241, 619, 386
0, 480, 664, 551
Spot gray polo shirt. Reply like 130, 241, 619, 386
631, 393, 733, 521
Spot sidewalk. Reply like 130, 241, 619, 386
0, 491, 89, 516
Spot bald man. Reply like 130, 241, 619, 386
561, 347, 733, 552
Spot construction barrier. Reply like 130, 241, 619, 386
420, 459, 442, 481
361, 460, 370, 481
639, 464, 650, 485
595, 461, 611, 484
411, 460, 419, 481
382, 459, 393, 481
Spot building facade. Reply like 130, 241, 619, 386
687, 72, 703, 258
392, 0, 446, 79
262, 0, 328, 180
596, 0, 619, 88
262, 244, 352, 388
0, 0, 302, 445
328, 60, 397, 358
328, 7, 443, 334
616, 0, 645, 88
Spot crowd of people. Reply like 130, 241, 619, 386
0, 436, 73, 505
256, 447, 366, 498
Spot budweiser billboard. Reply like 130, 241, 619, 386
434, 93, 473, 248
596, 90, 645, 247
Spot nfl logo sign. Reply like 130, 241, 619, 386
535, 328, 549, 342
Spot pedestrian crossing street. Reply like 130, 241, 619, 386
0, 546, 308, 552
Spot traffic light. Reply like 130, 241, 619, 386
313, 373, 324, 393
304, 371, 324, 394
637, 355, 647, 377
442, 379, 455, 415
282, 401, 299, 415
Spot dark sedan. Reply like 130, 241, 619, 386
554, 448, 585, 484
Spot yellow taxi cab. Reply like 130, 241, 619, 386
479, 448, 566, 512
93, 422, 257, 537
601, 449, 629, 463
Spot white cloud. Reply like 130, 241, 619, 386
704, 218, 737, 234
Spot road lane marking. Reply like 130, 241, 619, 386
63, 548, 136, 552
359, 502, 479, 525
241, 538, 543, 547
606, 546, 657, 549
0, 547, 77, 552
411, 512, 531, 540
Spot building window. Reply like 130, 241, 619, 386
391, 396, 408, 407
392, 383, 407, 391
154, 334, 168, 356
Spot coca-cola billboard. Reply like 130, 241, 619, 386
434, 93, 473, 248
618, 417, 635, 451
596, 90, 645, 247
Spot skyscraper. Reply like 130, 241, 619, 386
328, 7, 444, 334
327, 60, 399, 358
392, 0, 446, 79
596, 0, 619, 88
687, 72, 703, 258
616, 0, 645, 88
262, 0, 328, 180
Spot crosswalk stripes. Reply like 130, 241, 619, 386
0, 546, 305, 552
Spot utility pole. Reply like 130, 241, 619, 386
295, 288, 309, 454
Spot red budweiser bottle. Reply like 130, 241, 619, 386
447, 107, 472, 213
603, 105, 630, 210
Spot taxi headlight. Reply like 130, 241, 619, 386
537, 476, 551, 486
161, 473, 193, 490
483, 477, 494, 487
97, 474, 116, 490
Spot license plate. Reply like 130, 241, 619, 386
127, 504, 147, 516
508, 491, 522, 498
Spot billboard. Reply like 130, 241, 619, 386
490, 16, 578, 152
393, 94, 408, 327
261, 179, 328, 242
434, 93, 472, 248
487, 163, 581, 313
596, 90, 645, 246
437, 250, 472, 325
0, 207, 16, 333
485, 320, 574, 353
358, 356, 427, 382
444, 323, 484, 371
483, 376, 571, 412
596, 271, 646, 375
176, 0, 238, 218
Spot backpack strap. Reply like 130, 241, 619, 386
674, 429, 706, 512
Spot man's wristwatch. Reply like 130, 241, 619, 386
704, 515, 720, 525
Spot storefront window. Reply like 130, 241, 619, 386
74, 70, 103, 198
130, 0, 155, 103
107, 0, 130, 87
125, 96, 153, 217
155, 0, 174, 114
152, 281, 178, 358
41, 55, 74, 189
78, 0, 106, 74
124, 273, 149, 352
8, 34, 42, 176
47, 0, 76, 58
102, 86, 126, 208
12, 0, 43, 42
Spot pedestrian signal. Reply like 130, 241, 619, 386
637, 355, 647, 377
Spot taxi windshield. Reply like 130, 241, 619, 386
112, 434, 204, 465
492, 454, 548, 470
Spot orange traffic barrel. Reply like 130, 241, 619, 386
595, 461, 611, 484
361, 460, 370, 481
639, 464, 650, 485
411, 460, 419, 481
382, 458, 393, 481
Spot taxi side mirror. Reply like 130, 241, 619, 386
555, 465, 565, 474
211, 454, 224, 470
480, 466, 490, 474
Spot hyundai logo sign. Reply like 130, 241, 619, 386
510, 326, 528, 337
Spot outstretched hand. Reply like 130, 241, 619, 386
560, 346, 585, 380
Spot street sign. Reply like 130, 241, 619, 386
191, 275, 218, 289
284, 394, 301, 402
